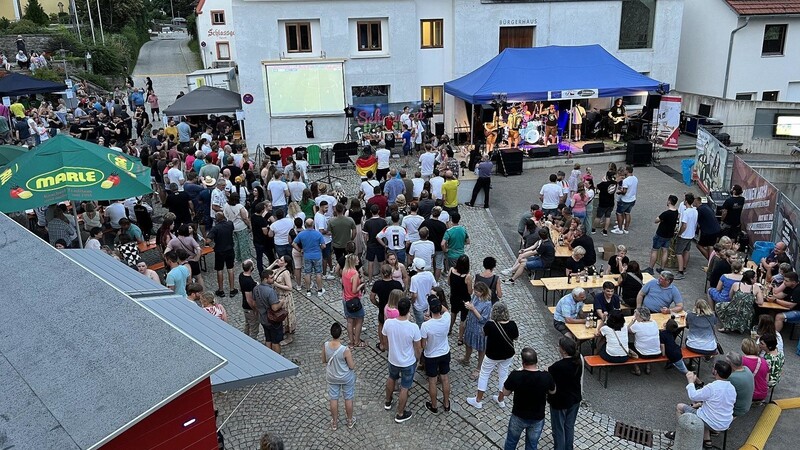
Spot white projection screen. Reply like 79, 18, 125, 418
264, 61, 346, 117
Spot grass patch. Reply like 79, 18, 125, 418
187, 38, 203, 68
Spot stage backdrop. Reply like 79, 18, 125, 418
350, 101, 425, 137
730, 156, 779, 245
776, 196, 800, 273
657, 96, 681, 150
695, 128, 728, 193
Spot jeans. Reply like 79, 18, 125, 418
275, 243, 292, 258
477, 357, 513, 393
413, 308, 426, 327
551, 403, 579, 450
242, 308, 260, 340
254, 243, 267, 275
504, 414, 544, 450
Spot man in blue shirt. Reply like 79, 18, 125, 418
177, 117, 192, 152
293, 218, 326, 297
637, 270, 683, 313
384, 168, 405, 205
465, 154, 493, 208
553, 287, 587, 339
401, 124, 412, 167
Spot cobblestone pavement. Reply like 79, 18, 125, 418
211, 160, 660, 450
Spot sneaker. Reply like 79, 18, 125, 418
591, 228, 596, 234
500, 268, 512, 276
215, 290, 226, 297
610, 228, 624, 234
306, 290, 312, 297
384, 399, 393, 410
464, 202, 474, 207
655, 268, 663, 274
491, 395, 506, 408
229, 289, 239, 296
295, 285, 303, 292
673, 272, 686, 280
622, 229, 629, 234
612, 225, 620, 230
602, 229, 608, 236
318, 288, 326, 296
323, 274, 336, 281
466, 397, 483, 409
503, 279, 515, 285
394, 410, 413, 423
643, 267, 654, 275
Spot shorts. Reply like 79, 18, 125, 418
782, 310, 800, 323
388, 362, 416, 390
275, 243, 292, 258
262, 322, 284, 344
545, 125, 558, 137
675, 237, 693, 254
303, 257, 323, 274
698, 231, 719, 247
652, 234, 672, 250
389, 248, 406, 263
681, 405, 699, 416
328, 373, 356, 400
343, 299, 366, 319
424, 352, 451, 377
553, 319, 569, 335
616, 200, 635, 214
365, 245, 386, 263
322, 244, 332, 260
525, 256, 545, 270
214, 249, 235, 271
596, 206, 614, 219
188, 260, 201, 276
433, 251, 445, 270
450, 297, 468, 321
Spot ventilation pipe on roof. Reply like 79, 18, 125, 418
723, 16, 749, 99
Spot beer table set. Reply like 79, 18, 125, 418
532, 273, 655, 306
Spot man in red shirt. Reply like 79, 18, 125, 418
367, 185, 389, 218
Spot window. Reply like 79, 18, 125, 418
698, 104, 712, 117
286, 22, 312, 53
735, 93, 754, 101
762, 91, 779, 102
357, 21, 382, 51
211, 10, 225, 25
352, 85, 389, 105
421, 19, 443, 48
619, 0, 656, 49
421, 86, 444, 114
762, 25, 787, 56
498, 26, 534, 53
216, 42, 231, 60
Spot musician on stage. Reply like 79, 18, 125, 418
570, 102, 586, 141
484, 109, 503, 153
507, 106, 523, 148
608, 98, 627, 143
544, 104, 559, 144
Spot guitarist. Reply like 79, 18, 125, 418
608, 98, 627, 144
484, 110, 503, 153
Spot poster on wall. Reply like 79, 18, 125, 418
695, 128, 728, 193
656, 96, 681, 150
776, 198, 800, 273
350, 102, 425, 139
730, 156, 779, 245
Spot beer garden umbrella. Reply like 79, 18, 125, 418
0, 144, 28, 166
0, 135, 152, 246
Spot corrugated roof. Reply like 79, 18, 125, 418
0, 215, 225, 450
725, 0, 800, 15
64, 250, 300, 392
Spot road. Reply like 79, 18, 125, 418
131, 31, 200, 123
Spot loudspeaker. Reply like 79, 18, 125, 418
626, 140, 653, 166
498, 149, 524, 176
435, 122, 444, 136
529, 147, 550, 158
646, 94, 662, 109
583, 142, 604, 154
481, 108, 495, 123
548, 144, 559, 156
344, 106, 355, 118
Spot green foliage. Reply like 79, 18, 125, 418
48, 29, 85, 56
77, 71, 112, 90
5, 19, 46, 35
186, 13, 197, 40
87, 43, 126, 75
23, 0, 50, 26
0, 17, 9, 31
31, 67, 63, 83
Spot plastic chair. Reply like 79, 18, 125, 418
307, 144, 321, 166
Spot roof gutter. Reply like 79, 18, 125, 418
722, 16, 749, 99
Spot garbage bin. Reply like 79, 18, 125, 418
751, 241, 775, 264
681, 159, 695, 186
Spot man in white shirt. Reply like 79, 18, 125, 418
166, 158, 185, 191
420, 296, 452, 413
360, 171, 380, 202
287, 170, 306, 202
314, 201, 335, 279
267, 171, 289, 216
402, 203, 425, 261
429, 169, 445, 200
269, 208, 295, 257
419, 144, 437, 179
413, 118, 425, 153
671, 360, 736, 444
375, 143, 391, 182
201, 126, 214, 143
210, 179, 228, 222
315, 183, 338, 219
409, 227, 435, 271
411, 171, 425, 200
294, 155, 309, 183
104, 200, 127, 229
539, 174, 563, 217
409, 257, 438, 326
612, 165, 639, 234
378, 212, 408, 262
674, 193, 697, 280
85, 227, 103, 250
400, 106, 412, 129
383, 297, 422, 423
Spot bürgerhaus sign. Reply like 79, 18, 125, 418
499, 19, 537, 26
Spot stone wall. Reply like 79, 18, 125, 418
0, 34, 54, 56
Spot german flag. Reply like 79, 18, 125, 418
355, 155, 377, 178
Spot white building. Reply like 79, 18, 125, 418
195, 0, 238, 69
233, 0, 684, 147
677, 0, 800, 101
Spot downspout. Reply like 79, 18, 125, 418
722, 16, 749, 99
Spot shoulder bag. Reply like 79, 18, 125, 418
612, 330, 639, 359
493, 320, 516, 353
255, 284, 288, 323
344, 272, 364, 313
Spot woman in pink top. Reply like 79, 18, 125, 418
341, 254, 366, 348
742, 338, 769, 401
383, 289, 403, 321
570, 182, 588, 221
147, 90, 160, 121
201, 292, 228, 322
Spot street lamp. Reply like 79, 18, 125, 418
85, 51, 92, 73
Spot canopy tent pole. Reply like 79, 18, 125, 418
72, 199, 84, 249
568, 99, 573, 143
469, 103, 474, 148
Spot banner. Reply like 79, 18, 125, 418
695, 128, 728, 193
776, 197, 800, 273
350, 101, 425, 137
730, 156, 779, 244
547, 89, 598, 100
656, 96, 681, 150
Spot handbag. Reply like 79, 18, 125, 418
493, 320, 516, 352
345, 296, 363, 313
612, 330, 639, 359
255, 284, 288, 323
708, 317, 725, 355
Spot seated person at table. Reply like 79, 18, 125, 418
662, 318, 689, 374
618, 260, 645, 308
502, 228, 554, 284
685, 299, 719, 357
770, 262, 792, 291
593, 281, 622, 328
707, 257, 743, 306
629, 308, 663, 375
596, 310, 629, 363
560, 217, 580, 246
760, 242, 791, 278
707, 249, 735, 291
553, 287, 587, 339
605, 245, 629, 275
773, 272, 800, 333
569, 225, 596, 268
636, 270, 683, 313
565, 246, 587, 278
521, 218, 541, 249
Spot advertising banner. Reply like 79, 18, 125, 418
776, 197, 800, 273
656, 96, 681, 150
350, 101, 425, 137
695, 128, 728, 193
730, 156, 779, 245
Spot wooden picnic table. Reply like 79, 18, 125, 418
547, 228, 573, 258
757, 301, 790, 311
565, 312, 686, 350
533, 273, 655, 305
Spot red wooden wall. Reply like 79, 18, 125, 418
101, 377, 218, 450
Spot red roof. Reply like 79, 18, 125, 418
195, 0, 206, 14
725, 1, 800, 15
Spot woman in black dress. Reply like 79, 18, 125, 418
449, 255, 474, 345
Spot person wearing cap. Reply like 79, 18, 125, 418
409, 258, 438, 327
197, 176, 216, 234
420, 295, 452, 413
636, 271, 684, 313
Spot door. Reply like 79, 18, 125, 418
216, 42, 231, 60
499, 26, 534, 53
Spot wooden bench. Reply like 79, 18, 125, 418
585, 348, 713, 388
149, 247, 214, 273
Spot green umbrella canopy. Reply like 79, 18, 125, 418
0, 144, 28, 167
0, 135, 152, 213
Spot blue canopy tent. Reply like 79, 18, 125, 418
444, 45, 668, 104
0, 72, 68, 97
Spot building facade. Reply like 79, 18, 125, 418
233, 0, 684, 147
196, 0, 238, 69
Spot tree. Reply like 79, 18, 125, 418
23, 0, 50, 26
